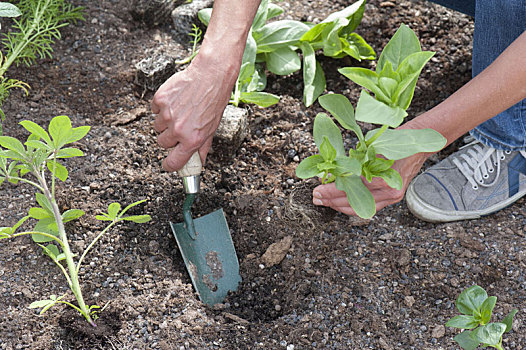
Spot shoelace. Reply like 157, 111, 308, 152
452, 141, 513, 190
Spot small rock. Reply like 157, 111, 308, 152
214, 105, 249, 152
261, 236, 293, 267
135, 50, 176, 91
404, 295, 415, 307
397, 249, 412, 267
128, 0, 181, 27
172, 0, 213, 40
380, 1, 395, 7
432, 325, 446, 338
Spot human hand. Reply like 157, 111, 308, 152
151, 52, 239, 172
312, 151, 428, 216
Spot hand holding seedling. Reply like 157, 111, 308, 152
152, 0, 260, 172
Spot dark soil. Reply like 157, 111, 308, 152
1, 0, 525, 349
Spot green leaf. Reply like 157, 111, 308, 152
252, 0, 269, 30
253, 20, 309, 53
29, 299, 54, 309
453, 331, 481, 350
25, 140, 52, 152
377, 23, 422, 72
62, 209, 85, 223
56, 147, 84, 158
344, 33, 375, 61
266, 3, 284, 20
20, 120, 52, 144
300, 22, 330, 43
0, 136, 26, 158
320, 136, 337, 162
378, 61, 400, 81
378, 77, 398, 99
243, 33, 258, 66
95, 214, 113, 221
301, 43, 326, 107
49, 115, 73, 149
471, 323, 506, 346
446, 315, 480, 330
369, 128, 447, 160
318, 94, 364, 143
335, 175, 376, 219
332, 157, 361, 176
46, 160, 68, 182
392, 51, 435, 109
338, 67, 390, 104
457, 285, 489, 316
480, 296, 497, 325
35, 193, 53, 214
122, 215, 152, 223
322, 0, 365, 29
355, 91, 407, 128
40, 244, 60, 260
68, 126, 90, 144
32, 218, 58, 243
265, 47, 301, 75
502, 309, 518, 333
313, 113, 345, 157
197, 8, 212, 26
119, 199, 148, 217
0, 3, 21, 17
29, 207, 53, 220
107, 203, 121, 219
240, 92, 280, 107
376, 168, 402, 190
322, 18, 348, 57
12, 215, 29, 232
296, 154, 324, 179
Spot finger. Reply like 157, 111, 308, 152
153, 114, 167, 133
313, 193, 349, 208
312, 183, 344, 199
151, 97, 160, 115
157, 127, 179, 149
198, 137, 213, 165
162, 143, 196, 172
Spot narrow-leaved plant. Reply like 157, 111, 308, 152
446, 285, 518, 350
0, 0, 84, 131
296, 24, 447, 218
0, 116, 151, 326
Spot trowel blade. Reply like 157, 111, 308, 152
170, 208, 241, 306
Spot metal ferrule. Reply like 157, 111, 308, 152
183, 175, 201, 194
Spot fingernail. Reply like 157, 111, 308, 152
314, 191, 322, 199
313, 199, 322, 206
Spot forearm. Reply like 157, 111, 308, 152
195, 0, 261, 76
406, 30, 526, 147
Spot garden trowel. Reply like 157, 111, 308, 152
170, 152, 241, 306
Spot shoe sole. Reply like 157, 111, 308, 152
405, 182, 526, 223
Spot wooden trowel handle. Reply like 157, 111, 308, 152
178, 152, 202, 177
178, 152, 202, 194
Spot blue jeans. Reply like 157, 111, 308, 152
428, 0, 526, 151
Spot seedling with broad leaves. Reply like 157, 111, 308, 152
446, 285, 518, 350
0, 116, 151, 326
198, 0, 374, 108
296, 24, 447, 218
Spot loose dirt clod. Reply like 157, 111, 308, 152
261, 236, 293, 267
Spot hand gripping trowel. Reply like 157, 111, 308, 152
170, 152, 241, 306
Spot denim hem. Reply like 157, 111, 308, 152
469, 128, 526, 152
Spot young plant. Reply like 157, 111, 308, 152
295, 24, 446, 219
0, 0, 84, 130
0, 116, 151, 326
174, 24, 203, 65
198, 0, 374, 108
446, 285, 518, 350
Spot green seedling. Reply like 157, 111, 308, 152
446, 285, 518, 350
175, 24, 203, 65
0, 116, 151, 326
0, 0, 84, 131
296, 24, 446, 218
199, 0, 374, 108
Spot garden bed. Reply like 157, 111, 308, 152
0, 0, 525, 349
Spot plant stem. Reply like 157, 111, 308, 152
35, 171, 95, 326
11, 231, 65, 247
365, 125, 388, 146
8, 176, 44, 192
76, 221, 116, 275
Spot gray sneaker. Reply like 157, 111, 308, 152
406, 140, 526, 222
